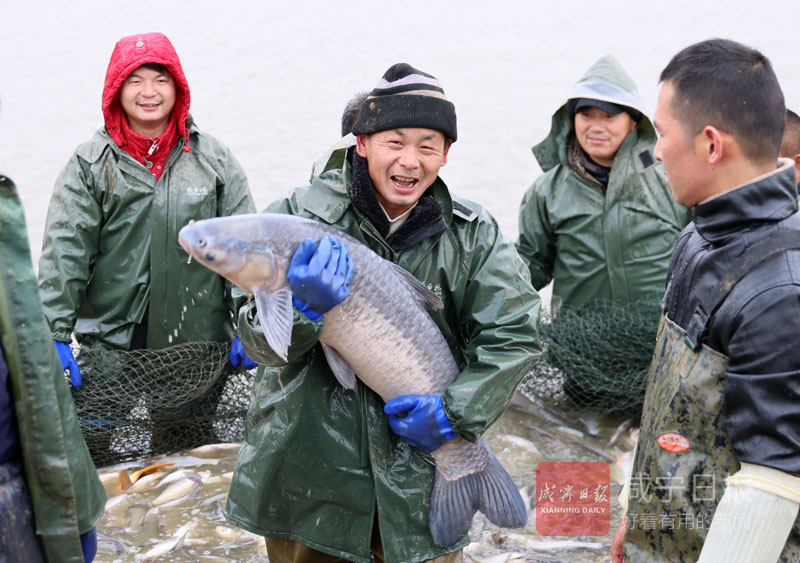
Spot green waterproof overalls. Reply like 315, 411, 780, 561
624, 233, 800, 562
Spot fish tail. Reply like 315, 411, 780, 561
429, 446, 527, 547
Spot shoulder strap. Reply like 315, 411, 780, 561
684, 231, 800, 350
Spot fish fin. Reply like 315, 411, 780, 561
131, 462, 175, 483
475, 446, 528, 528
322, 343, 357, 390
429, 440, 527, 548
254, 287, 294, 361
391, 263, 444, 310
119, 470, 133, 491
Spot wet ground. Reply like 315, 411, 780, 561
95, 392, 635, 562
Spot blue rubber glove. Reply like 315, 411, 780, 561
80, 528, 97, 563
287, 236, 354, 322
384, 395, 456, 452
54, 340, 82, 388
229, 337, 257, 369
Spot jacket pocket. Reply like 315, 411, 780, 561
247, 363, 308, 427
620, 204, 681, 261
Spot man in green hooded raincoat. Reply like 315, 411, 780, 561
517, 54, 691, 312
1, 173, 106, 562
224, 63, 542, 563
36, 33, 256, 460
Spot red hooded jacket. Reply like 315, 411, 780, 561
102, 32, 192, 179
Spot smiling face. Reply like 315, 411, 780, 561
356, 128, 450, 219
573, 106, 636, 167
119, 65, 176, 137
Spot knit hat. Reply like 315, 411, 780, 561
567, 97, 642, 123
352, 63, 457, 141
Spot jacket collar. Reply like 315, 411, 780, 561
349, 152, 448, 250
567, 137, 607, 192
100, 116, 197, 155
299, 148, 353, 223
694, 159, 798, 243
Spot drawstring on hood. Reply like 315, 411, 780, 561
101, 32, 192, 179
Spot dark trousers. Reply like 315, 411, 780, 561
0, 459, 45, 563
265, 517, 464, 563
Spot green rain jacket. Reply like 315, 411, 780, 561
37, 120, 255, 350
0, 175, 105, 561
517, 55, 691, 309
225, 144, 542, 563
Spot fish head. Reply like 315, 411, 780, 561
178, 217, 258, 289
178, 214, 288, 294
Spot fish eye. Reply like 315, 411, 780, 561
205, 252, 215, 261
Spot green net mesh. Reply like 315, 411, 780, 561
67, 341, 254, 468
518, 297, 663, 418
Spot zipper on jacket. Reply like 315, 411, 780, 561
161, 138, 186, 177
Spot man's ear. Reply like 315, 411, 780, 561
355, 135, 368, 158
701, 125, 725, 165
441, 139, 452, 166
793, 154, 800, 185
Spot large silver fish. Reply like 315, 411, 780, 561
178, 213, 526, 547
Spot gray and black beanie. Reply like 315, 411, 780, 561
352, 63, 457, 142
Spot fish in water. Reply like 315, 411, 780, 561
178, 213, 528, 547
142, 522, 194, 560
502, 533, 607, 553
152, 476, 201, 506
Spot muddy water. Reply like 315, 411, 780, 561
95, 393, 635, 562
96, 444, 266, 562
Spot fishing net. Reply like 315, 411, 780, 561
66, 341, 255, 468
518, 297, 662, 417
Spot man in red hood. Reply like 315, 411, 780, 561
100, 32, 192, 181
37, 32, 257, 465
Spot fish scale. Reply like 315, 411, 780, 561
318, 242, 496, 484
178, 213, 527, 547
320, 262, 455, 398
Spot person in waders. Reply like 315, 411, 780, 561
612, 38, 800, 563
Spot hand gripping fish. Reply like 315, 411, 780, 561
178, 213, 527, 547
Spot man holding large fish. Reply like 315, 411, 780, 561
179, 63, 542, 562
